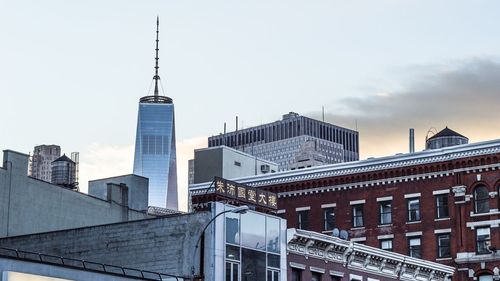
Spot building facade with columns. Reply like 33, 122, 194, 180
191, 139, 500, 281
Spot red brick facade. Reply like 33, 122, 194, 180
267, 151, 500, 280
190, 141, 500, 280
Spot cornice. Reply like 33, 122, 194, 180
287, 229, 454, 281
190, 140, 500, 194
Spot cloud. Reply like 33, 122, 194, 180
78, 137, 208, 212
176, 136, 208, 211
309, 58, 500, 158
78, 143, 134, 193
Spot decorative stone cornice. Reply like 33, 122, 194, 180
190, 140, 500, 196
287, 229, 454, 281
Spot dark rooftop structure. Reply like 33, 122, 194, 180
426, 126, 469, 150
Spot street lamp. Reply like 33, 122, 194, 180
191, 205, 249, 280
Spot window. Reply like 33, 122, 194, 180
380, 239, 393, 251
437, 234, 451, 258
311, 272, 322, 281
226, 261, 239, 281
435, 195, 449, 219
226, 212, 240, 245
407, 199, 420, 222
474, 186, 490, 213
408, 237, 422, 258
476, 227, 491, 254
323, 208, 335, 231
352, 204, 364, 228
379, 201, 392, 225
297, 210, 309, 230
291, 268, 302, 281
267, 217, 280, 253
234, 161, 241, 167
478, 275, 494, 281
267, 269, 279, 281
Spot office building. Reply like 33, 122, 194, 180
133, 18, 178, 209
191, 138, 500, 281
208, 112, 358, 171
190, 146, 278, 184
30, 144, 61, 182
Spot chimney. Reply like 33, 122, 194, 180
409, 128, 415, 153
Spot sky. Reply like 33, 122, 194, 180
1, 1, 500, 211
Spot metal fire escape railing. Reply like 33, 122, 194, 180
0, 247, 187, 281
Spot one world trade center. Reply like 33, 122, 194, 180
133, 17, 178, 209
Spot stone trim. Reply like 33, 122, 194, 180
329, 270, 345, 277
351, 237, 366, 242
376, 196, 393, 202
404, 193, 421, 199
377, 234, 394, 240
295, 206, 311, 211
405, 231, 422, 237
434, 229, 452, 234
310, 266, 325, 274
433, 189, 450, 195
289, 262, 306, 270
321, 203, 337, 208
350, 199, 366, 205
466, 219, 500, 229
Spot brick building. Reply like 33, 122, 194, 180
191, 139, 500, 281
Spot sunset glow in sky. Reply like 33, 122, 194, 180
1, 1, 499, 211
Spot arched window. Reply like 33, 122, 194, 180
474, 186, 490, 213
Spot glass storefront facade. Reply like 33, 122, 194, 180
222, 205, 285, 281
133, 102, 178, 209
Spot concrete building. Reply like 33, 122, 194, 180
191, 146, 278, 184
0, 149, 150, 238
30, 144, 61, 182
191, 139, 500, 281
0, 202, 288, 281
133, 18, 178, 209
208, 112, 357, 171
89, 174, 149, 211
0, 247, 184, 281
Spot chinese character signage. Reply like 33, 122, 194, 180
213, 177, 278, 209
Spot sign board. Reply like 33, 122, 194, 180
214, 177, 278, 210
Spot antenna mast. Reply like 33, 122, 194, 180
153, 16, 160, 99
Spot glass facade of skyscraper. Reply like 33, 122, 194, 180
133, 101, 178, 209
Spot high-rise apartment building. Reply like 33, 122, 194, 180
30, 145, 61, 182
208, 112, 358, 171
133, 18, 178, 209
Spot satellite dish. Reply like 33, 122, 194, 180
332, 228, 340, 237
339, 230, 349, 240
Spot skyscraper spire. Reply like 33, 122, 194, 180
153, 16, 160, 98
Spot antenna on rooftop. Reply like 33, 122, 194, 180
153, 16, 161, 99
425, 127, 438, 143
322, 106, 325, 122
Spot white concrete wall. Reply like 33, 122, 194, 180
0, 150, 149, 238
